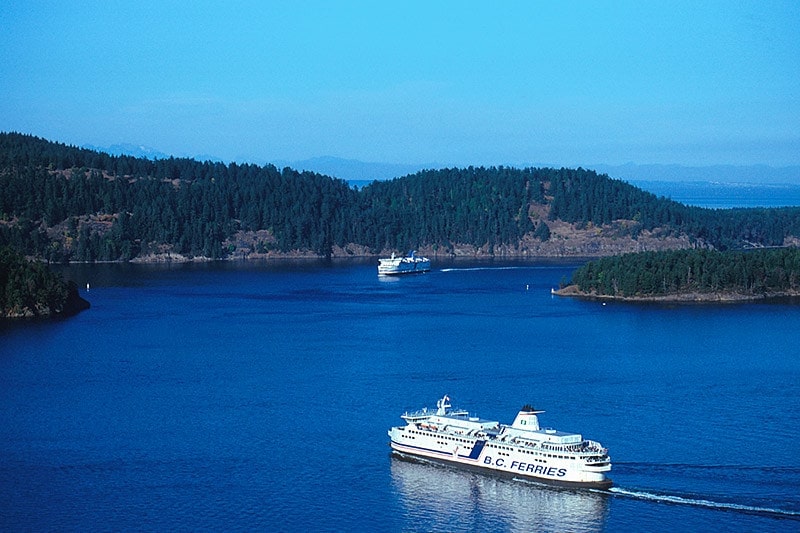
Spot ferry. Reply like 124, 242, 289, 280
377, 251, 431, 275
387, 395, 612, 489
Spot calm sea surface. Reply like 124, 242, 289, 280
630, 181, 800, 209
2, 259, 800, 532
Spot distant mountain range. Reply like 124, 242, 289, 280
284, 160, 800, 185
83, 143, 800, 185
81, 143, 225, 164
82, 143, 170, 160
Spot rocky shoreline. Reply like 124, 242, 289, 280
552, 284, 800, 303
129, 227, 699, 264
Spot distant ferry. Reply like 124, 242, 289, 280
377, 251, 431, 275
387, 395, 612, 488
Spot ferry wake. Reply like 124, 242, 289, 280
388, 395, 612, 489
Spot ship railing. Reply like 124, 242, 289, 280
536, 440, 607, 456
401, 410, 432, 422
402, 407, 469, 418
507, 439, 609, 460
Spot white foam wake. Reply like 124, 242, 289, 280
440, 266, 557, 272
608, 487, 800, 517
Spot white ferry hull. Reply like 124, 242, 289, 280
388, 433, 611, 489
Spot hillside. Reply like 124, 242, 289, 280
2, 132, 800, 263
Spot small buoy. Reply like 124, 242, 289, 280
86, 282, 90, 291
526, 284, 529, 290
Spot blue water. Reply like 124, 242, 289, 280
2, 259, 799, 532
631, 181, 800, 209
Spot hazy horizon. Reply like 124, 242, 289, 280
3, 2, 799, 169
68, 141, 800, 186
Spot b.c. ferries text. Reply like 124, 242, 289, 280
387, 395, 612, 488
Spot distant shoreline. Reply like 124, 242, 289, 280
552, 284, 800, 303
123, 251, 597, 265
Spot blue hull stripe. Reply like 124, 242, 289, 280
465, 439, 486, 460
467, 440, 486, 461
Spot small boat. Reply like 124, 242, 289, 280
377, 251, 431, 275
387, 395, 612, 488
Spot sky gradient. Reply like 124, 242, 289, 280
2, 1, 799, 168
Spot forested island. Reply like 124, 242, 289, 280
3, 132, 800, 263
556, 247, 800, 301
2, 132, 800, 307
0, 246, 89, 318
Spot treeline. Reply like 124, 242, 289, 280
2, 132, 800, 262
355, 167, 544, 253
0, 133, 543, 260
0, 133, 360, 260
569, 248, 800, 297
0, 246, 88, 318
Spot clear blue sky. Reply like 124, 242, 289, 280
2, 1, 799, 167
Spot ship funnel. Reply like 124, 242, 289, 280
511, 404, 543, 430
